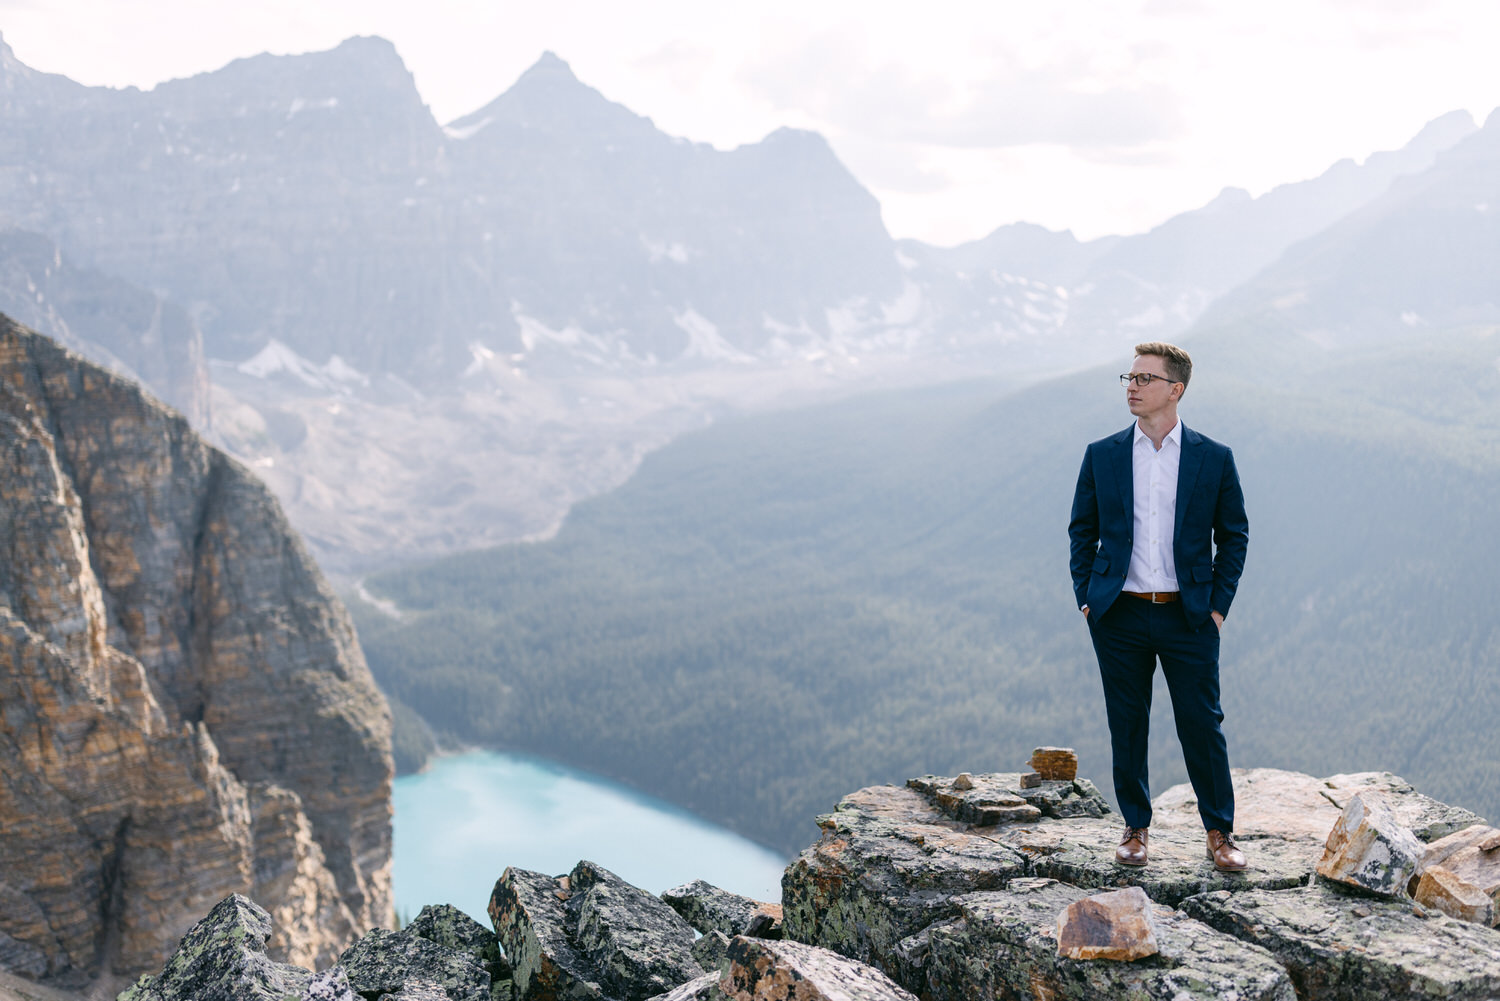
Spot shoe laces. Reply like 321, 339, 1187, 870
1213, 830, 1239, 850
1121, 826, 1148, 844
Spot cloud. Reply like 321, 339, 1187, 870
739, 34, 1183, 153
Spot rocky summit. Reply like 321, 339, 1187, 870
98, 761, 1500, 1001
0, 315, 392, 986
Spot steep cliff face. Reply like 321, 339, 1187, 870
0, 314, 391, 982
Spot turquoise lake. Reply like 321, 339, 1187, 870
392, 750, 790, 923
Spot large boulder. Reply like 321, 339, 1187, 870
490, 862, 703, 1001
660, 881, 782, 940
913, 879, 1292, 1001
115, 895, 329, 1001
338, 927, 491, 1001
406, 904, 513, 1000
1181, 883, 1500, 1000
721, 936, 915, 1001
1316, 793, 1426, 896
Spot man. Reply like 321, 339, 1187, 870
1068, 341, 1249, 871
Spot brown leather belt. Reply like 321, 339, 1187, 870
1123, 590, 1180, 603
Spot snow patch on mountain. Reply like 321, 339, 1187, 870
237, 339, 369, 392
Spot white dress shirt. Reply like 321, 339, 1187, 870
1123, 419, 1181, 593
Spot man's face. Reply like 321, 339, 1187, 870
1126, 354, 1179, 421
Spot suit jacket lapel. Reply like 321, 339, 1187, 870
1111, 425, 1133, 518
1175, 425, 1205, 543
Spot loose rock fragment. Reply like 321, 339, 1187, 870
339, 927, 491, 1001
405, 904, 513, 1001
1019, 772, 1042, 789
1412, 866, 1496, 926
491, 867, 604, 1001
1316, 793, 1424, 896
569, 861, 704, 1001
1415, 824, 1500, 924
722, 936, 917, 1001
649, 971, 726, 1001
661, 880, 783, 940
1055, 886, 1159, 961
691, 931, 732, 974
951, 773, 974, 791
1030, 748, 1078, 781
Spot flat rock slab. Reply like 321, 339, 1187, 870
339, 927, 491, 1001
661, 881, 782, 939
1152, 768, 1485, 844
115, 895, 318, 1001
1180, 883, 1500, 1001
782, 786, 1027, 974
907, 774, 1110, 823
1055, 886, 1158, 961
992, 817, 1313, 905
913, 879, 1293, 1001
1317, 793, 1425, 896
722, 936, 916, 1001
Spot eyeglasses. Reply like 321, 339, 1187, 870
1119, 373, 1178, 388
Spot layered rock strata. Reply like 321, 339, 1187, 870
783, 766, 1499, 1000
0, 316, 391, 981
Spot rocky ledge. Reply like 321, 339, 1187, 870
103, 762, 1500, 1001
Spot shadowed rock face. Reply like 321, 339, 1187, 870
0, 316, 392, 980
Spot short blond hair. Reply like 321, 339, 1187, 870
1135, 341, 1191, 390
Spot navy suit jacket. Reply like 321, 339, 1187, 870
1069, 424, 1248, 629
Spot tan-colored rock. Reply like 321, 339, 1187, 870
722, 935, 916, 1001
1030, 748, 1078, 781
1055, 886, 1159, 961
1414, 824, 1500, 924
1019, 772, 1042, 789
1316, 793, 1424, 897
0, 318, 392, 980
1413, 866, 1496, 925
951, 773, 974, 791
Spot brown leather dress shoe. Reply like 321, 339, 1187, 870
1207, 829, 1247, 872
1116, 826, 1149, 866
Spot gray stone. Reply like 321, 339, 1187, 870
306, 968, 361, 1001
781, 785, 1027, 977
907, 772, 1111, 824
566, 862, 703, 1001
406, 905, 512, 1000
645, 971, 723, 1001
660, 881, 781, 940
722, 936, 915, 1001
1181, 883, 1500, 1000
114, 894, 315, 1001
490, 868, 603, 1001
1317, 793, 1425, 896
688, 932, 730, 976
339, 927, 491, 1001
0, 927, 47, 980
913, 880, 1292, 1001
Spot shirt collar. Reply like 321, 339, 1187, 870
1133, 419, 1182, 449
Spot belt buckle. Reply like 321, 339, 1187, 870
1151, 592, 1169, 603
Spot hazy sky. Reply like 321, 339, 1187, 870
4, 0, 1497, 245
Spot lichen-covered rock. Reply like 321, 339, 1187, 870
1054, 886, 1158, 961
912, 879, 1293, 1001
1002, 816, 1312, 905
115, 894, 316, 1001
906, 772, 1110, 823
722, 936, 915, 1001
490, 868, 603, 1001
660, 881, 781, 940
1180, 883, 1500, 1000
567, 862, 703, 1001
781, 785, 1026, 976
0, 317, 392, 979
1317, 793, 1425, 896
1413, 866, 1496, 926
646, 971, 723, 1001
406, 904, 512, 1000
339, 927, 491, 1001
689, 933, 731, 977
